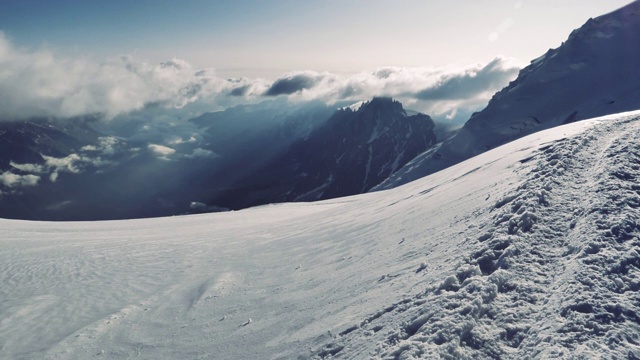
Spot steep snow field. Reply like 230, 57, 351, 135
2, 111, 640, 359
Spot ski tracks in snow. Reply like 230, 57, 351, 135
314, 114, 640, 359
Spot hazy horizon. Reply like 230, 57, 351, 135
0, 1, 633, 123
0, 1, 630, 78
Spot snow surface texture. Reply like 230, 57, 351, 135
2, 111, 640, 359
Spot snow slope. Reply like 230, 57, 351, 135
2, 111, 640, 359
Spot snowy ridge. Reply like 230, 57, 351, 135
340, 100, 366, 112
376, 1, 640, 191
320, 111, 640, 359
1, 111, 640, 359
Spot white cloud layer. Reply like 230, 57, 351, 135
0, 171, 40, 188
0, 32, 268, 121
148, 144, 176, 160
10, 151, 112, 184
0, 32, 523, 123
264, 58, 522, 121
81, 136, 121, 155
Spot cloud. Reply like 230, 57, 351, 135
0, 32, 267, 121
263, 58, 520, 103
9, 162, 45, 174
0, 31, 523, 124
43, 154, 84, 174
168, 136, 197, 146
0, 171, 40, 188
445, 109, 458, 120
184, 148, 218, 159
413, 57, 520, 101
81, 136, 122, 155
11, 152, 112, 183
42, 153, 111, 181
148, 144, 176, 160
262, 57, 522, 122
264, 72, 334, 96
228, 79, 268, 97
230, 85, 252, 96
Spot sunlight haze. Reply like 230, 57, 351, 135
0, 0, 631, 78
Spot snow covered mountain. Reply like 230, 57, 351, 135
285, 97, 436, 201
2, 110, 639, 359
376, 0, 640, 190
208, 97, 436, 209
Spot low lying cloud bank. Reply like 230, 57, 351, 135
0, 171, 39, 188
269, 58, 521, 121
0, 31, 522, 123
5, 137, 119, 187
0, 32, 268, 121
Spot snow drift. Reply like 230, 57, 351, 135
2, 110, 640, 359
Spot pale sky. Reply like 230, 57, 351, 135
0, 0, 635, 123
0, 0, 632, 78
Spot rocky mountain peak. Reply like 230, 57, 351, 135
375, 1, 640, 191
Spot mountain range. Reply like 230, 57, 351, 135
3, 3, 639, 220
376, 0, 640, 190
201, 97, 436, 209
2, 2, 640, 358
0, 97, 435, 219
